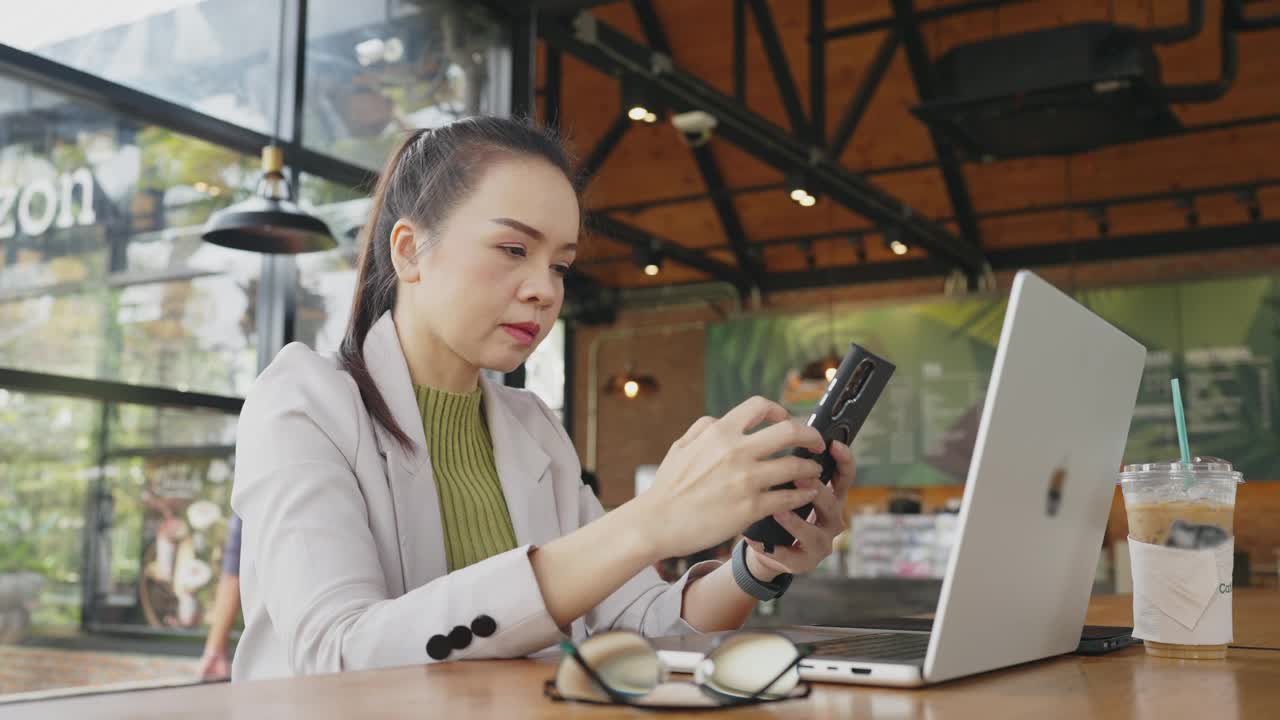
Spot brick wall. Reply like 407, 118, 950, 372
569, 248, 1280, 565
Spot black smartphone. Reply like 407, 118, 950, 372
1074, 625, 1140, 655
743, 343, 896, 552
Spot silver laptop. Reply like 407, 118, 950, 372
653, 270, 1146, 687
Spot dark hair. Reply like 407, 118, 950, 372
338, 116, 578, 451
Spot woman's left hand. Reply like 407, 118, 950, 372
743, 440, 855, 580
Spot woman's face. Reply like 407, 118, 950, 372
396, 156, 579, 374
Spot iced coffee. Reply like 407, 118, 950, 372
1119, 458, 1242, 659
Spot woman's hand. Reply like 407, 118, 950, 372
632, 397, 828, 561
198, 644, 230, 681
743, 439, 856, 581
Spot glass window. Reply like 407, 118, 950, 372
302, 0, 511, 169
526, 319, 566, 422
0, 390, 240, 636
0, 1, 286, 136
0, 390, 98, 630
294, 174, 368, 355
93, 448, 236, 631
0, 81, 263, 396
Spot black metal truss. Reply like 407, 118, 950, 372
822, 0, 1035, 40
576, 112, 632, 187
690, 144, 767, 289
890, 0, 983, 270
631, 0, 672, 56
538, 12, 987, 276
809, 0, 826, 146
763, 219, 1280, 292
586, 212, 752, 293
592, 111, 1280, 217
511, 10, 539, 117
829, 30, 899, 160
627, 0, 766, 289
745, 0, 811, 139
733, 0, 747, 102
583, 174, 1280, 267
544, 45, 563, 128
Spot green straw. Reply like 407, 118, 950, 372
1171, 378, 1193, 489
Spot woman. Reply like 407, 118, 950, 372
230, 117, 854, 681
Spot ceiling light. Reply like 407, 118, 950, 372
786, 172, 812, 204
798, 193, 817, 207
605, 369, 659, 399
801, 350, 843, 382
633, 243, 663, 277
883, 227, 909, 256
622, 77, 662, 124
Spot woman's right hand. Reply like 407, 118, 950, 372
632, 396, 828, 560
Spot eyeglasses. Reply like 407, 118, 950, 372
543, 630, 812, 710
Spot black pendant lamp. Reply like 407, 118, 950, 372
201, 3, 336, 254
201, 146, 336, 254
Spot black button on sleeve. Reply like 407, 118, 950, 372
426, 634, 452, 661
448, 625, 473, 650
471, 615, 497, 638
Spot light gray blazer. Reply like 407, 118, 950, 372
229, 311, 715, 682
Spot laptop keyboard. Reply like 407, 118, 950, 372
806, 632, 931, 662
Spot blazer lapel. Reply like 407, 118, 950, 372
479, 375, 559, 548
362, 312, 447, 590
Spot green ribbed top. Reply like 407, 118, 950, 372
414, 384, 518, 573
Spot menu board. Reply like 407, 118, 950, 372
704, 275, 1280, 486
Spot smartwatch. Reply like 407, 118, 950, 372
731, 539, 793, 601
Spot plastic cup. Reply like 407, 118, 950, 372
1118, 457, 1243, 659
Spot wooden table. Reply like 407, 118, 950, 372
6, 590, 1278, 719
